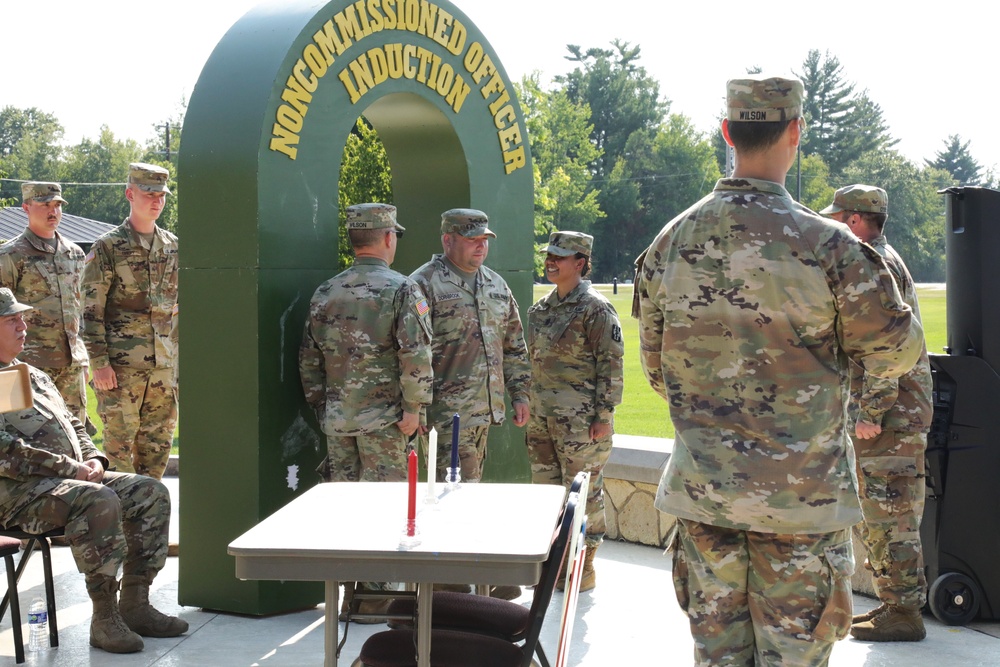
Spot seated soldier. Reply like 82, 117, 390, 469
0, 288, 187, 653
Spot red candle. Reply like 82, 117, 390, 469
407, 447, 417, 536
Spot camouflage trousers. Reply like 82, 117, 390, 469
43, 365, 88, 424
95, 367, 177, 479
321, 429, 409, 482
671, 519, 854, 667
8, 471, 169, 581
852, 429, 927, 609
526, 415, 613, 547
423, 425, 489, 483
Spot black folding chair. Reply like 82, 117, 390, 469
0, 536, 25, 663
354, 473, 588, 667
0, 527, 63, 657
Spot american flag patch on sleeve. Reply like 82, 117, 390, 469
416, 298, 430, 317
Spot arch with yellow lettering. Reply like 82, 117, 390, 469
178, 0, 533, 614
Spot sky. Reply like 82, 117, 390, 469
5, 0, 996, 173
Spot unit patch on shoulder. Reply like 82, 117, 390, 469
612, 325, 622, 342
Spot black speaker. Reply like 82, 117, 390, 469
943, 187, 1000, 369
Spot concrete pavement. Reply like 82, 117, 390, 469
1, 477, 998, 666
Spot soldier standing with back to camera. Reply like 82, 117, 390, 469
0, 182, 90, 426
636, 75, 924, 666
527, 231, 623, 592
83, 163, 178, 480
299, 203, 432, 483
299, 202, 432, 619
820, 184, 933, 642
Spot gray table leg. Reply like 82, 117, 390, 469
417, 582, 433, 666
326, 580, 340, 667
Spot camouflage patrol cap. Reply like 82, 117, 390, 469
345, 203, 405, 231
20, 182, 67, 205
128, 162, 172, 194
819, 184, 889, 216
0, 288, 33, 317
441, 208, 496, 238
544, 231, 593, 258
727, 76, 804, 122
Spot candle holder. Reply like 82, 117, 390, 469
446, 466, 461, 490
399, 521, 421, 548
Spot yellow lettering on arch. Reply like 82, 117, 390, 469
503, 146, 525, 174
337, 68, 362, 104
403, 44, 418, 79
313, 20, 346, 63
445, 74, 470, 112
270, 123, 300, 160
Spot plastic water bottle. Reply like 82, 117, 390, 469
27, 597, 46, 652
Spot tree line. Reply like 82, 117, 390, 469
1, 47, 989, 281
0, 107, 181, 233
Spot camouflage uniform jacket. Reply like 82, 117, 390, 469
82, 220, 178, 370
299, 257, 433, 435
849, 235, 933, 433
527, 280, 624, 422
0, 360, 107, 523
409, 254, 530, 428
0, 229, 87, 368
637, 178, 924, 534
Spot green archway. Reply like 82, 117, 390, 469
178, 0, 534, 614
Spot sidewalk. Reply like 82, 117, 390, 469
1, 476, 998, 666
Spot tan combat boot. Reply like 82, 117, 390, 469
556, 543, 598, 592
86, 576, 144, 653
489, 585, 522, 600
852, 602, 887, 624
119, 573, 189, 637
850, 603, 926, 642
578, 544, 597, 592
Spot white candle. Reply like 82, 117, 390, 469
426, 428, 437, 499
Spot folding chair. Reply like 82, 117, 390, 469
355, 473, 587, 667
555, 514, 588, 667
0, 536, 25, 663
379, 473, 590, 667
0, 527, 63, 657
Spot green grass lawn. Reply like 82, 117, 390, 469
532, 283, 947, 439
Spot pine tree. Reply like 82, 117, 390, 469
795, 52, 896, 177
926, 135, 982, 185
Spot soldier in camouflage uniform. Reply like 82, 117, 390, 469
820, 185, 933, 642
299, 203, 432, 619
409, 209, 531, 483
0, 183, 89, 425
300, 202, 432, 482
0, 288, 186, 653
527, 231, 622, 592
83, 163, 178, 479
635, 76, 925, 666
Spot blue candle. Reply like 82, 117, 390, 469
451, 413, 460, 470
